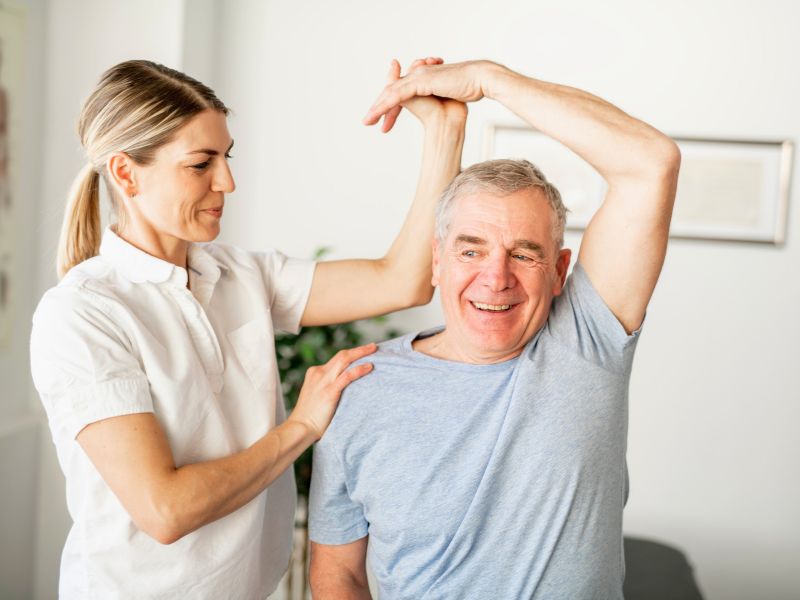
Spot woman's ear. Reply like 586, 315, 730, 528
106, 152, 138, 199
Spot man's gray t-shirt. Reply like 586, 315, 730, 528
309, 264, 640, 599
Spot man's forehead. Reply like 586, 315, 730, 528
450, 188, 551, 219
446, 190, 555, 243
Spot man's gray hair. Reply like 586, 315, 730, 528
435, 159, 568, 249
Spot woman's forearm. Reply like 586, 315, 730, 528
381, 117, 466, 305
153, 419, 316, 543
80, 414, 318, 545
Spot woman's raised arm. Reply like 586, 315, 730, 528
300, 58, 466, 327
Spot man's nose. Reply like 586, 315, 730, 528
479, 254, 515, 291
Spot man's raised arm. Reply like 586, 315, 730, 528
365, 61, 680, 333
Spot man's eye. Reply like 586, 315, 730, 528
513, 254, 532, 261
462, 250, 478, 258
190, 161, 211, 170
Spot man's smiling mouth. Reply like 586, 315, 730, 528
471, 301, 513, 312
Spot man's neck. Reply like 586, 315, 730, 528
411, 330, 524, 365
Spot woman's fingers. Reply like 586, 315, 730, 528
328, 343, 377, 374
334, 361, 374, 392
291, 343, 377, 439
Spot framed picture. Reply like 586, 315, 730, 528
484, 124, 794, 244
0, 1, 26, 347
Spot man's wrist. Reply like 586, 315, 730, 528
480, 61, 523, 102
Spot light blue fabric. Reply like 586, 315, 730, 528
309, 263, 640, 600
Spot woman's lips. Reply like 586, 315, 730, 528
203, 207, 223, 218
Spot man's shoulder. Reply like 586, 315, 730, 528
351, 329, 445, 368
329, 331, 435, 421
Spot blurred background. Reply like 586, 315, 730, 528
1, 0, 798, 598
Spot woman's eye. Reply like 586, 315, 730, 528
190, 161, 211, 170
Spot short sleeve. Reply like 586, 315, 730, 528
30, 286, 153, 442
254, 250, 315, 334
544, 262, 641, 374
308, 435, 368, 545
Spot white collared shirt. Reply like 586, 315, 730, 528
30, 228, 315, 599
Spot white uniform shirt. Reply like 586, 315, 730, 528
30, 228, 315, 599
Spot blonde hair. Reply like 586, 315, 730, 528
57, 60, 229, 278
435, 158, 568, 249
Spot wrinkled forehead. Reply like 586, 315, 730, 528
445, 188, 557, 247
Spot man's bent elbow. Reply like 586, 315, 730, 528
660, 137, 682, 175
647, 135, 681, 180
410, 281, 435, 308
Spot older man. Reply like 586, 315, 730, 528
308, 60, 680, 599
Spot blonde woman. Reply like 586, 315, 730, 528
30, 59, 465, 599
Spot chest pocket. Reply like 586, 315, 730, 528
227, 317, 274, 391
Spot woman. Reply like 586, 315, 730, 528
30, 59, 465, 599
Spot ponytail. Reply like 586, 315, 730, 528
57, 163, 101, 279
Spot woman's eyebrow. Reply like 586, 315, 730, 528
187, 140, 235, 155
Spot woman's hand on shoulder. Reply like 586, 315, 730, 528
287, 343, 378, 440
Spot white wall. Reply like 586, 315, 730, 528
11, 0, 799, 598
213, 0, 800, 598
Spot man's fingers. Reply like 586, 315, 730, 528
386, 58, 401, 83
381, 106, 402, 133
364, 57, 444, 126
364, 86, 408, 125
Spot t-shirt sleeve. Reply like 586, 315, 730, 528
30, 286, 153, 442
254, 249, 316, 334
545, 262, 641, 374
308, 433, 368, 545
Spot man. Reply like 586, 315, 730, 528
308, 60, 680, 599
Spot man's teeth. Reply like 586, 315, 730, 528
472, 302, 511, 312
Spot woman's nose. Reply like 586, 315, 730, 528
213, 161, 236, 193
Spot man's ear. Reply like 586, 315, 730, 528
553, 248, 572, 295
106, 152, 138, 199
431, 238, 441, 287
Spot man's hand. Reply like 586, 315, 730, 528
364, 60, 499, 131
373, 57, 469, 133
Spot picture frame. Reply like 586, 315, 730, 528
483, 123, 794, 244
0, 1, 26, 347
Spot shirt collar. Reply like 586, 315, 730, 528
99, 227, 227, 286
